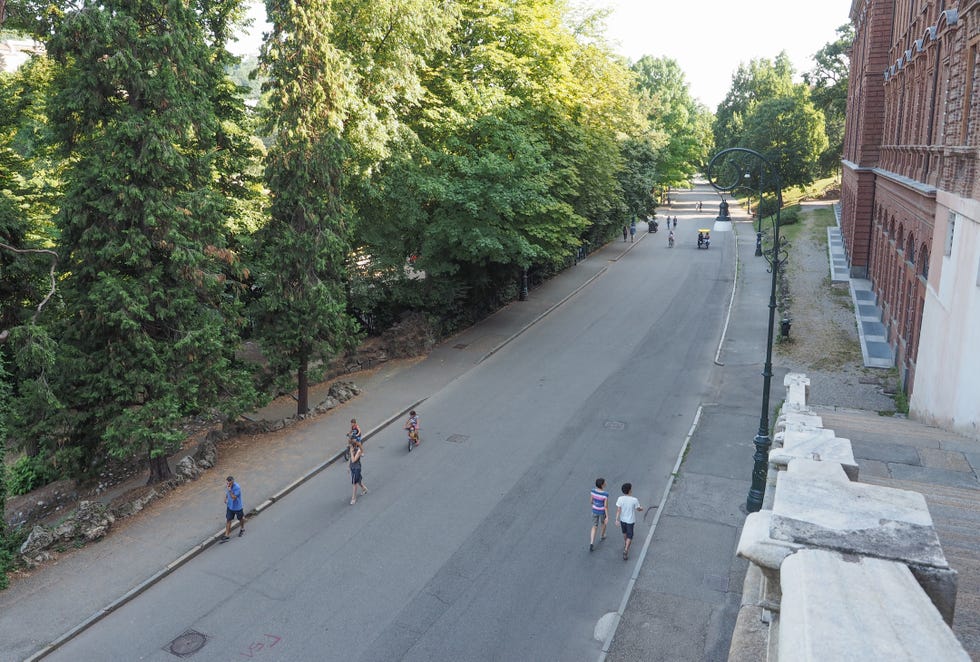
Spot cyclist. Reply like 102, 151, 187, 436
668, 230, 675, 248
404, 410, 420, 450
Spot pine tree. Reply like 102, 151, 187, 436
46, 0, 256, 483
248, 0, 359, 415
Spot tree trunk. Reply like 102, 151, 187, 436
147, 454, 173, 485
297, 357, 309, 416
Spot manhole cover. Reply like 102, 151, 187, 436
446, 434, 469, 443
453, 343, 468, 349
166, 630, 207, 658
603, 420, 626, 430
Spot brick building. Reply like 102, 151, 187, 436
840, 0, 979, 439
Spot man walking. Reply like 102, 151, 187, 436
615, 482, 643, 560
221, 475, 244, 542
589, 478, 609, 552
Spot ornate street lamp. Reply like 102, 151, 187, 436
706, 147, 788, 513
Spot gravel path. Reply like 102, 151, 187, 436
773, 200, 896, 412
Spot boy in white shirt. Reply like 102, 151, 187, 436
615, 482, 644, 560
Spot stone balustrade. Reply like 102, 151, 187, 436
728, 373, 969, 661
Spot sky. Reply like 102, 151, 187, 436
228, 0, 854, 109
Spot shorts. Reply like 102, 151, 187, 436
226, 508, 244, 522
592, 512, 606, 527
350, 463, 362, 484
620, 521, 635, 539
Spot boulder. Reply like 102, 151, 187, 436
73, 500, 114, 542
193, 439, 217, 470
19, 524, 54, 558
175, 456, 202, 482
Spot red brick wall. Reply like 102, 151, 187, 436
840, 0, 975, 390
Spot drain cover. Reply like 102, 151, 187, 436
166, 630, 207, 657
446, 434, 469, 443
603, 420, 626, 430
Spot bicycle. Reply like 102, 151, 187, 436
404, 410, 420, 452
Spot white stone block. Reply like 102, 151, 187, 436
770, 472, 947, 568
736, 510, 803, 571
784, 457, 850, 482
779, 549, 969, 661
783, 373, 811, 409
771, 431, 859, 481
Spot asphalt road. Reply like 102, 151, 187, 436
45, 229, 733, 662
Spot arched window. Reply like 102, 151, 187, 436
906, 234, 915, 264
919, 245, 929, 278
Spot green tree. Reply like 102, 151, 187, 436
742, 91, 828, 190
46, 0, 257, 483
804, 24, 852, 177
251, 0, 451, 413
357, 0, 639, 319
631, 56, 708, 189
714, 52, 796, 151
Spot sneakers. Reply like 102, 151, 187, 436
219, 536, 230, 544
623, 550, 629, 561
238, 529, 244, 538
589, 543, 594, 552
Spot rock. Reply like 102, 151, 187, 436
112, 489, 159, 518
20, 524, 54, 558
193, 440, 217, 470
73, 501, 114, 542
175, 456, 202, 481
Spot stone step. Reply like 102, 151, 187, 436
816, 407, 967, 441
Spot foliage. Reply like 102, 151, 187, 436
45, 0, 258, 482
741, 91, 828, 190
6, 453, 58, 495
631, 56, 711, 187
713, 52, 796, 152
0, 351, 8, 585
356, 0, 642, 321
803, 24, 853, 177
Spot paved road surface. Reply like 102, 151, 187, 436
43, 226, 734, 662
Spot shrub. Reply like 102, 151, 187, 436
6, 454, 58, 496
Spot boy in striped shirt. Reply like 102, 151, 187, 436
589, 478, 609, 552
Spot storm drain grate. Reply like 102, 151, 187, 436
453, 343, 468, 350
446, 434, 469, 443
603, 420, 626, 430
165, 630, 208, 658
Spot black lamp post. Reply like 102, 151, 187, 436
706, 147, 787, 513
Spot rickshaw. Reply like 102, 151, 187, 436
697, 229, 711, 249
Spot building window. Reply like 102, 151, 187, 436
962, 40, 977, 145
920, 245, 929, 279
906, 234, 915, 264
945, 211, 955, 256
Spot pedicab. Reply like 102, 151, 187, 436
697, 229, 711, 249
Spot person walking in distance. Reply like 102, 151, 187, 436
589, 478, 609, 552
349, 439, 368, 504
615, 482, 644, 560
629, 220, 636, 242
221, 476, 244, 542
622, 224, 628, 242
404, 409, 420, 450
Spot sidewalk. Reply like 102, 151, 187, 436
0, 224, 649, 662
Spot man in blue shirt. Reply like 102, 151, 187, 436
221, 476, 244, 542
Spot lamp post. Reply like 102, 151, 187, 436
706, 147, 787, 513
